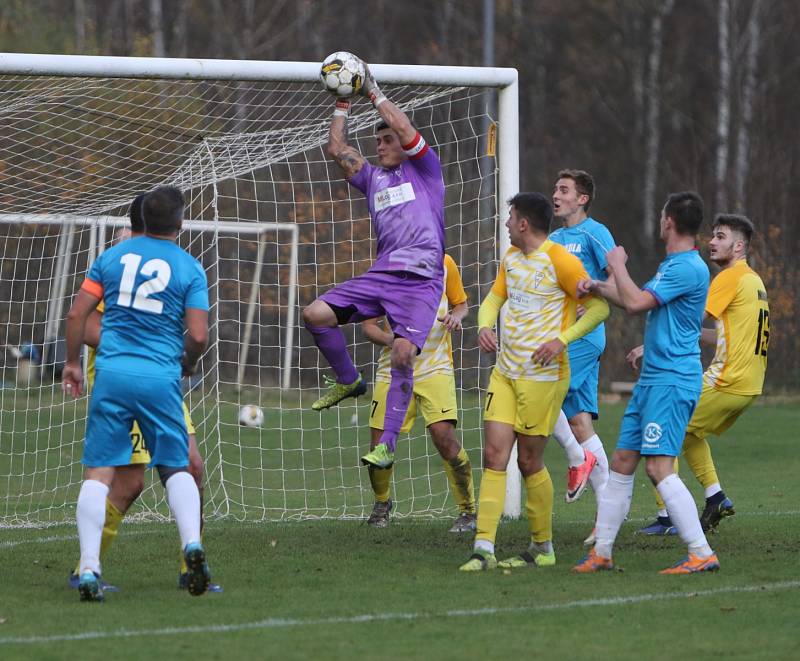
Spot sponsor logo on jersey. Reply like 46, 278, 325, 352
374, 182, 416, 211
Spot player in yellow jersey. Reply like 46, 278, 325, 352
459, 192, 609, 571
67, 194, 221, 592
634, 213, 768, 535
362, 254, 476, 532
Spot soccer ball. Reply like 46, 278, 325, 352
320, 51, 365, 98
238, 405, 265, 428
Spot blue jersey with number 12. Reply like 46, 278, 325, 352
84, 236, 209, 379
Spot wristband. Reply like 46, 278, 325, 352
370, 92, 387, 108
333, 100, 350, 117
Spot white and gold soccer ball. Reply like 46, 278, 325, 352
320, 51, 365, 98
238, 405, 265, 428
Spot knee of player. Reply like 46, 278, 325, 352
644, 458, 672, 485
428, 422, 459, 458
390, 341, 416, 370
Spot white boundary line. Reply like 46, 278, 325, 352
1, 580, 798, 646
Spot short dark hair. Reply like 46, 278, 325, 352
557, 169, 595, 212
129, 192, 145, 233
663, 191, 703, 236
713, 213, 754, 248
508, 192, 553, 233
142, 186, 185, 236
376, 121, 390, 133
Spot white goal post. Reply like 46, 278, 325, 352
0, 52, 521, 527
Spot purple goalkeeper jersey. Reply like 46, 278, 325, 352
348, 133, 445, 279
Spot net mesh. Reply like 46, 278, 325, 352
0, 73, 499, 527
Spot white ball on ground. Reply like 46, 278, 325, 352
350, 412, 359, 426
238, 405, 264, 428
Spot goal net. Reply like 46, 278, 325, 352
0, 55, 518, 527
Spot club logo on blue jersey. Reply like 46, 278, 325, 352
564, 243, 582, 254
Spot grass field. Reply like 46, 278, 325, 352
0, 400, 799, 659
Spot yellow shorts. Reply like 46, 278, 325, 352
484, 368, 569, 436
686, 384, 757, 440
128, 402, 196, 465
369, 372, 458, 433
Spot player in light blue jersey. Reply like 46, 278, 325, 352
62, 186, 213, 600
574, 191, 720, 575
549, 170, 615, 536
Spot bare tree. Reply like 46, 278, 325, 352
74, 0, 86, 53
150, 0, 165, 57
642, 0, 674, 241
734, 0, 763, 212
715, 0, 732, 211
172, 0, 189, 58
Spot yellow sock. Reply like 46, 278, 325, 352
475, 468, 506, 546
654, 458, 680, 511
368, 465, 393, 503
443, 447, 475, 513
524, 467, 553, 543
683, 433, 719, 490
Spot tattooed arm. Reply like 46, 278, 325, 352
326, 100, 366, 179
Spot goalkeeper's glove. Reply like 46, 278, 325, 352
360, 62, 387, 107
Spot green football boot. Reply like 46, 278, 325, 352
311, 375, 367, 411
360, 443, 395, 469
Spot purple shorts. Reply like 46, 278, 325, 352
320, 270, 443, 351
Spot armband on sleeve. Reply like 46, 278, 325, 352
402, 133, 429, 159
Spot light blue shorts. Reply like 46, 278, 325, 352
82, 369, 189, 468
562, 339, 601, 420
615, 384, 700, 456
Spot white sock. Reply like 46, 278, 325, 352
76, 479, 109, 575
581, 434, 609, 497
474, 539, 495, 555
656, 473, 713, 558
165, 471, 201, 548
704, 483, 722, 499
657, 508, 669, 519
594, 471, 635, 558
553, 410, 585, 467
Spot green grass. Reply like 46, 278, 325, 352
0, 401, 799, 658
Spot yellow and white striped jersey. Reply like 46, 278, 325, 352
704, 259, 768, 395
375, 254, 467, 383
493, 241, 590, 381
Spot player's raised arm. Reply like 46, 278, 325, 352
360, 64, 417, 146
325, 98, 366, 179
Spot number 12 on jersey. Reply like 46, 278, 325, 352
117, 253, 172, 314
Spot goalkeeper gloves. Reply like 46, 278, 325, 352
360, 62, 387, 108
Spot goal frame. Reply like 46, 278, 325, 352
0, 52, 522, 517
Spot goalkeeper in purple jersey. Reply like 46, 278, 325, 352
303, 56, 446, 469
